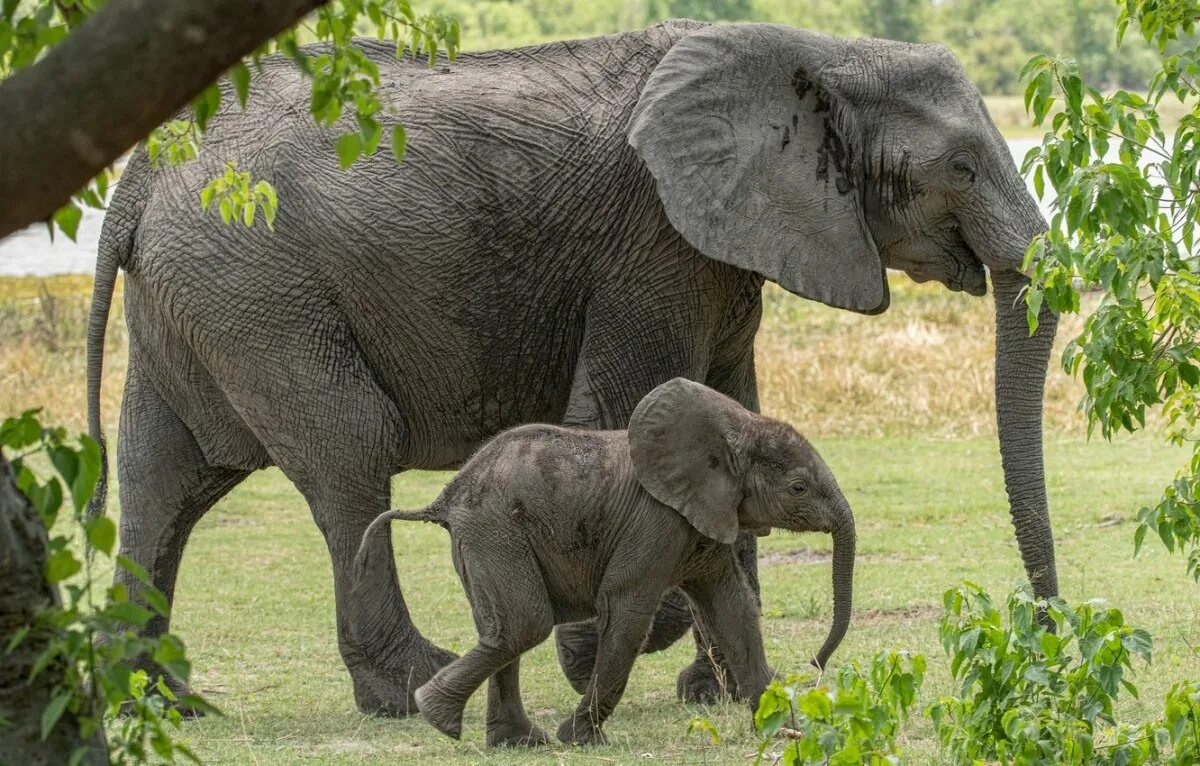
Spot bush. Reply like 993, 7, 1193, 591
752, 651, 926, 765
929, 583, 1154, 765
1, 409, 215, 764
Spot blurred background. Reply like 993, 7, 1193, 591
439, 0, 1166, 100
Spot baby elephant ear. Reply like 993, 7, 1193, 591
628, 378, 746, 544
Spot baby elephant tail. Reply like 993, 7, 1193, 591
353, 504, 447, 587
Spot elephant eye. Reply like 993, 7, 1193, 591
953, 160, 977, 184
789, 480, 808, 495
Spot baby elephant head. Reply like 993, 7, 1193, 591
628, 377, 856, 668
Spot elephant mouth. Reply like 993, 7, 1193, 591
945, 231, 987, 296
877, 227, 985, 296
951, 254, 987, 296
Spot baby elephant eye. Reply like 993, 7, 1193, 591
789, 480, 808, 495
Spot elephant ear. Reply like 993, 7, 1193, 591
628, 378, 746, 545
628, 23, 887, 314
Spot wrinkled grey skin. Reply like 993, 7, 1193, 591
86, 20, 1058, 716
354, 379, 856, 747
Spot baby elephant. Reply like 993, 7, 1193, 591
354, 377, 856, 747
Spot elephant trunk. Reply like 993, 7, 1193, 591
993, 269, 1059, 597
814, 512, 855, 670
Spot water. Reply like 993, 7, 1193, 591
0, 139, 1047, 277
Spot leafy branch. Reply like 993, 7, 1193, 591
1021, 0, 1200, 580
1, 409, 217, 764
0, 0, 459, 239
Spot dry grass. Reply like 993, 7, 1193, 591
757, 277, 1089, 436
0, 274, 127, 432
0, 273, 1093, 439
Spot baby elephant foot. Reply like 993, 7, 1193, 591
486, 719, 551, 748
414, 680, 465, 740
676, 658, 739, 704
557, 716, 607, 746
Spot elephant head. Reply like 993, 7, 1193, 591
628, 377, 855, 669
629, 24, 1058, 597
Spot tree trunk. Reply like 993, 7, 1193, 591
0, 454, 108, 765
0, 0, 327, 240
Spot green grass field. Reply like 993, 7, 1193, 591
140, 433, 1196, 764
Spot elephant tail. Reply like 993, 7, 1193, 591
353, 503, 448, 586
85, 149, 150, 533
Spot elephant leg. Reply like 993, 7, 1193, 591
419, 542, 553, 742
237, 330, 454, 717
676, 530, 760, 703
294, 469, 454, 717
485, 658, 549, 747
416, 642, 520, 741
557, 591, 657, 746
680, 554, 772, 708
555, 587, 692, 694
111, 366, 249, 703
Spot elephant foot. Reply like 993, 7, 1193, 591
554, 622, 598, 696
556, 716, 607, 746
353, 644, 458, 718
486, 719, 551, 748
676, 657, 739, 704
414, 678, 466, 740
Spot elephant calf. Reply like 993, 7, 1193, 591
353, 378, 856, 746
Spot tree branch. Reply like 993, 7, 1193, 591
0, 0, 327, 240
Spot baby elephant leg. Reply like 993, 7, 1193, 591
558, 591, 658, 746
485, 657, 550, 747
417, 541, 553, 743
416, 643, 512, 740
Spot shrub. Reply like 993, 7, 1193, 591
929, 583, 1153, 765
1, 409, 214, 764
752, 650, 926, 765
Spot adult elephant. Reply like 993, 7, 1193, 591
86, 20, 1058, 716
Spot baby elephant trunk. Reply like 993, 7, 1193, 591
813, 511, 856, 670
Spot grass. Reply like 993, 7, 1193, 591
2, 275, 1198, 763
162, 434, 1196, 764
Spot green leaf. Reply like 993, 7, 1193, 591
41, 691, 71, 740
686, 716, 720, 745
116, 555, 151, 585
143, 587, 170, 617
106, 601, 154, 628
336, 132, 362, 169
230, 62, 250, 109
47, 445, 79, 490
71, 437, 99, 512
1180, 363, 1199, 387
5, 624, 29, 653
52, 203, 83, 241
391, 124, 406, 163
85, 515, 116, 556
192, 84, 222, 131
45, 549, 81, 583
